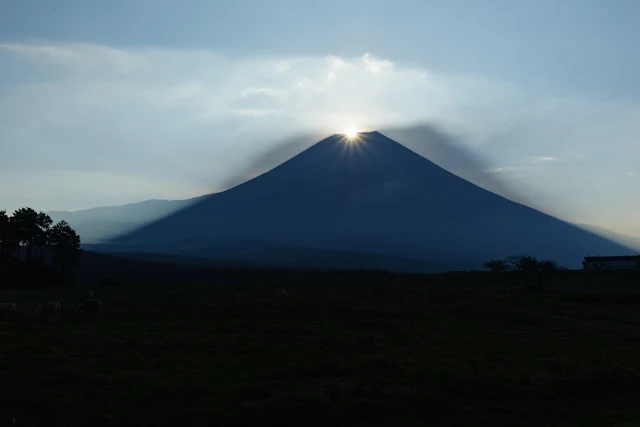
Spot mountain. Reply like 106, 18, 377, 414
93, 131, 633, 270
48, 197, 205, 243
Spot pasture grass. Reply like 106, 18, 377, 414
2, 271, 640, 426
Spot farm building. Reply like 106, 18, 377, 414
582, 255, 640, 271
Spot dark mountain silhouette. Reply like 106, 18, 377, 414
100, 131, 633, 269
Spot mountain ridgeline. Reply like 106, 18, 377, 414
91, 131, 633, 270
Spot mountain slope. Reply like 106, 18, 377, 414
108, 131, 633, 269
48, 197, 205, 243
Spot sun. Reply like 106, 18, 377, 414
344, 127, 359, 141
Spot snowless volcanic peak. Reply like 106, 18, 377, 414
110, 131, 633, 269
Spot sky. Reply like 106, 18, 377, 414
0, 0, 639, 236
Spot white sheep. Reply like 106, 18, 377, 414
75, 299, 101, 314
34, 302, 59, 321
278, 289, 287, 298
0, 303, 16, 319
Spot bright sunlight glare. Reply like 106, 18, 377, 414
344, 127, 359, 140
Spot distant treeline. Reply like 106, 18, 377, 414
1, 208, 83, 287
484, 255, 566, 291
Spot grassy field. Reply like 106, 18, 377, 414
2, 270, 640, 426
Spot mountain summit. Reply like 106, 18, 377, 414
109, 131, 631, 268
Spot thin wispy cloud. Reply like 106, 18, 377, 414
486, 167, 518, 173
626, 172, 636, 176
531, 156, 559, 163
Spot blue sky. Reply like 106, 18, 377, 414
0, 0, 639, 235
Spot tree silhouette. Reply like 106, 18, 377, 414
484, 259, 511, 292
0, 211, 8, 256
506, 255, 539, 289
536, 259, 563, 289
48, 220, 83, 271
11, 207, 40, 262
1, 213, 19, 260
506, 255, 562, 291
35, 211, 53, 262
1, 208, 82, 288
1, 208, 82, 272
484, 259, 509, 272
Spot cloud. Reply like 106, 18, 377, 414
0, 43, 519, 178
486, 167, 518, 173
0, 41, 639, 236
240, 87, 283, 98
362, 53, 394, 74
531, 156, 559, 163
626, 172, 636, 176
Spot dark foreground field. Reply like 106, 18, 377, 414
2, 271, 640, 426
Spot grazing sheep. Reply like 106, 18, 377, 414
34, 302, 59, 321
77, 290, 94, 302
278, 289, 287, 298
0, 303, 16, 319
75, 299, 101, 314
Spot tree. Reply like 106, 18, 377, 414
35, 211, 53, 262
484, 259, 511, 292
507, 255, 563, 291
506, 255, 540, 289
48, 220, 83, 271
536, 259, 563, 289
11, 207, 40, 262
0, 211, 19, 260
0, 210, 9, 258
484, 259, 509, 272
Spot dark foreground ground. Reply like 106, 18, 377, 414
2, 270, 640, 426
